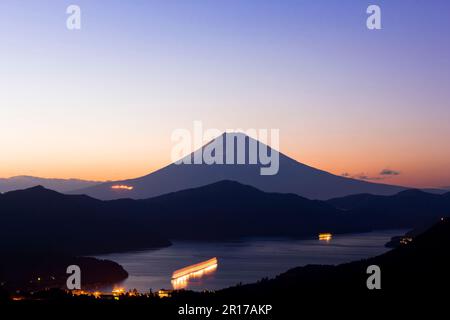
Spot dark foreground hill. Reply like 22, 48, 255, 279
3, 219, 449, 316
0, 186, 170, 255
0, 181, 361, 293
219, 217, 450, 297
0, 254, 128, 292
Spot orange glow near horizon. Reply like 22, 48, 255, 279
1, 136, 450, 188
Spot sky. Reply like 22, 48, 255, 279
1, 0, 449, 188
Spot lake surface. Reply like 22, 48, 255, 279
95, 230, 405, 292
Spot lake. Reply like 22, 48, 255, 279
95, 230, 405, 292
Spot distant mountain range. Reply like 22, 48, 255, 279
2, 180, 450, 256
0, 175, 101, 193
73, 133, 412, 200
328, 189, 450, 229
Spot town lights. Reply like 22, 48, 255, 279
111, 185, 134, 190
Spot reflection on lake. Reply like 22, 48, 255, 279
95, 230, 405, 292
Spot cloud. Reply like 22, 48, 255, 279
355, 174, 383, 181
343, 169, 401, 181
379, 169, 400, 176
342, 172, 383, 181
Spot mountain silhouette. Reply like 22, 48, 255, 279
73, 132, 407, 200
0, 181, 361, 254
328, 189, 450, 229
3, 181, 450, 255
0, 175, 101, 193
0, 186, 170, 255
137, 180, 357, 239
138, 181, 450, 237
0, 181, 362, 255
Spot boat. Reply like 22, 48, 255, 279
171, 257, 218, 280
318, 233, 332, 241
171, 257, 218, 290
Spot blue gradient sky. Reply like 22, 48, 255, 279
1, 0, 449, 187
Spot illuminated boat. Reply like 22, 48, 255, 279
172, 257, 218, 279
171, 257, 218, 290
318, 233, 332, 241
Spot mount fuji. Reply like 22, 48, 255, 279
72, 133, 406, 200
